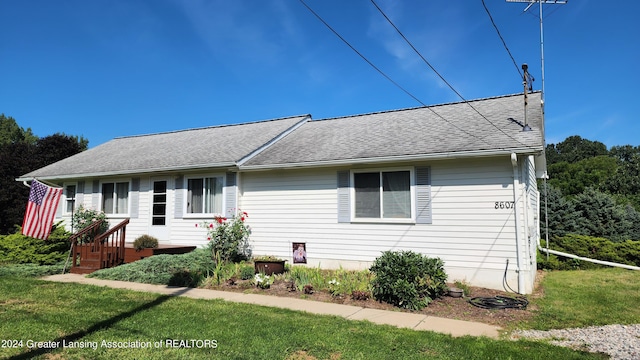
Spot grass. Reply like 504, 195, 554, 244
0, 262, 64, 277
0, 276, 603, 360
525, 268, 640, 330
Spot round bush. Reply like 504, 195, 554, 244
133, 235, 159, 250
240, 265, 255, 280
369, 250, 448, 310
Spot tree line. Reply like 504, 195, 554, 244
542, 135, 640, 242
0, 114, 87, 234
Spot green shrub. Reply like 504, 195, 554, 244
132, 235, 159, 250
240, 264, 255, 280
369, 250, 448, 310
0, 263, 65, 277
0, 225, 71, 265
89, 248, 213, 287
538, 234, 640, 270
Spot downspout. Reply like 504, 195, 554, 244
511, 153, 525, 294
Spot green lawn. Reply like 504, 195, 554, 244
526, 268, 640, 330
0, 276, 605, 360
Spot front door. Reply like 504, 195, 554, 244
149, 177, 171, 242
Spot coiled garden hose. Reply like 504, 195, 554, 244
468, 295, 529, 310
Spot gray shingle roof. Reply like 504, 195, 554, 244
19, 93, 544, 180
19, 115, 309, 180
242, 92, 544, 168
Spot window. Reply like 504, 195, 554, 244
64, 184, 76, 214
102, 181, 129, 214
152, 180, 167, 225
337, 167, 431, 224
354, 170, 411, 219
187, 176, 223, 214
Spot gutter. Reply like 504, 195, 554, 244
240, 147, 544, 171
15, 162, 239, 182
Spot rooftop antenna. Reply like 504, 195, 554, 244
506, 0, 567, 104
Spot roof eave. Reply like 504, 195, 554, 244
15, 162, 239, 182
239, 147, 544, 171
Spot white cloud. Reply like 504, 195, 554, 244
173, 0, 300, 66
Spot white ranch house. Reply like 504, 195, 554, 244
18, 92, 546, 293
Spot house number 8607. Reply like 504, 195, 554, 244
495, 201, 515, 209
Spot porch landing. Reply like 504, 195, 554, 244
123, 244, 197, 264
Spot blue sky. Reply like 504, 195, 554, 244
1, 0, 638, 149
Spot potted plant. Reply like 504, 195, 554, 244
253, 255, 286, 275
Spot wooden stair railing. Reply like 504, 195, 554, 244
70, 219, 105, 273
70, 218, 129, 274
94, 218, 129, 271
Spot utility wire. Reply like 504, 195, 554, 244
481, 0, 523, 78
298, 0, 424, 107
298, 0, 497, 148
370, 0, 534, 149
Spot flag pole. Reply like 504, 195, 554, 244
62, 193, 75, 274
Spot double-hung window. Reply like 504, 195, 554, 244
187, 176, 223, 214
64, 184, 77, 214
102, 181, 129, 215
354, 170, 412, 220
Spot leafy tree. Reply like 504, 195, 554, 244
605, 152, 640, 210
0, 142, 35, 234
0, 119, 88, 234
545, 135, 608, 165
0, 114, 37, 145
547, 155, 617, 196
609, 145, 640, 162
33, 133, 88, 169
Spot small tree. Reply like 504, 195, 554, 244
573, 188, 631, 242
540, 184, 582, 238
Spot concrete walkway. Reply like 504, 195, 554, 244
43, 273, 501, 339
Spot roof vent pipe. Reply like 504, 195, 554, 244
522, 64, 532, 132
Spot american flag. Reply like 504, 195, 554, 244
22, 179, 63, 240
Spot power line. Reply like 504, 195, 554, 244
298, 0, 498, 148
481, 0, 523, 78
298, 0, 424, 107
370, 0, 535, 150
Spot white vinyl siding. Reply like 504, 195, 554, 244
240, 157, 529, 292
